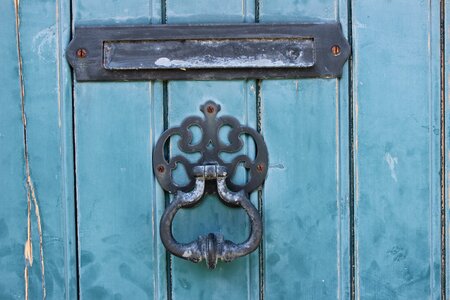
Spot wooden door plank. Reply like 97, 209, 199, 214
73, 1, 167, 298
259, 0, 350, 299
167, 81, 258, 300
165, 1, 258, 299
0, 2, 29, 298
352, 1, 441, 298
0, 0, 76, 299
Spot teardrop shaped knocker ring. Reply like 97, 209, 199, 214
153, 101, 268, 269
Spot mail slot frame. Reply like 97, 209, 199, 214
103, 38, 316, 70
66, 23, 350, 81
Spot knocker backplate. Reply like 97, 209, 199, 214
153, 100, 268, 195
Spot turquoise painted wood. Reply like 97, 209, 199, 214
0, 0, 76, 299
73, 0, 167, 298
259, 0, 350, 299
167, 81, 259, 299
0, 2, 28, 298
1, 0, 448, 299
352, 1, 441, 299
165, 1, 258, 299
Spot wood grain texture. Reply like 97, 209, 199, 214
259, 0, 350, 299
73, 0, 167, 298
0, 1, 28, 298
167, 81, 259, 300
0, 0, 76, 298
352, 1, 441, 298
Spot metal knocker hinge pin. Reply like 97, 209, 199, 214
153, 101, 268, 269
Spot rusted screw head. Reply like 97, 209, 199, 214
206, 105, 215, 114
157, 165, 165, 173
256, 163, 265, 173
331, 45, 341, 56
76, 48, 87, 58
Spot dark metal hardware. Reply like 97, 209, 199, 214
67, 23, 350, 81
153, 101, 268, 269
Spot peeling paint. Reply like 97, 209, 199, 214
384, 152, 398, 182
28, 176, 46, 299
269, 163, 285, 169
14, 0, 46, 298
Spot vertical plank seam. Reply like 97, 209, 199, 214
149, 2, 157, 299
56, 0, 76, 298
255, 0, 259, 23
256, 81, 264, 300
244, 80, 251, 300
254, 2, 263, 299
160, 1, 172, 299
429, 0, 442, 297
69, 0, 81, 298
347, 0, 355, 299
256, 80, 264, 300
14, 0, 47, 299
163, 84, 172, 300
441, 0, 446, 298
428, 1, 434, 296
150, 81, 159, 300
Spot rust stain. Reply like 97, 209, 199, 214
14, 0, 46, 298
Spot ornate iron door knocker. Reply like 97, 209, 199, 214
153, 101, 268, 269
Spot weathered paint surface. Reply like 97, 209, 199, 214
167, 81, 259, 299
353, 0, 441, 299
0, 0, 448, 299
165, 1, 259, 299
0, 0, 76, 299
259, 0, 350, 299
0, 1, 28, 298
73, 0, 167, 298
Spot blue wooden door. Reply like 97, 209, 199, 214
0, 0, 446, 299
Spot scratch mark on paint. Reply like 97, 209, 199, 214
28, 176, 46, 299
354, 20, 366, 29
384, 153, 398, 182
32, 25, 56, 61
14, 0, 46, 298
24, 266, 29, 300
269, 163, 285, 169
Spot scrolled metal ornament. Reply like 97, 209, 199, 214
153, 100, 268, 269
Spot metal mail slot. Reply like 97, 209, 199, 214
66, 23, 350, 81
103, 38, 315, 70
